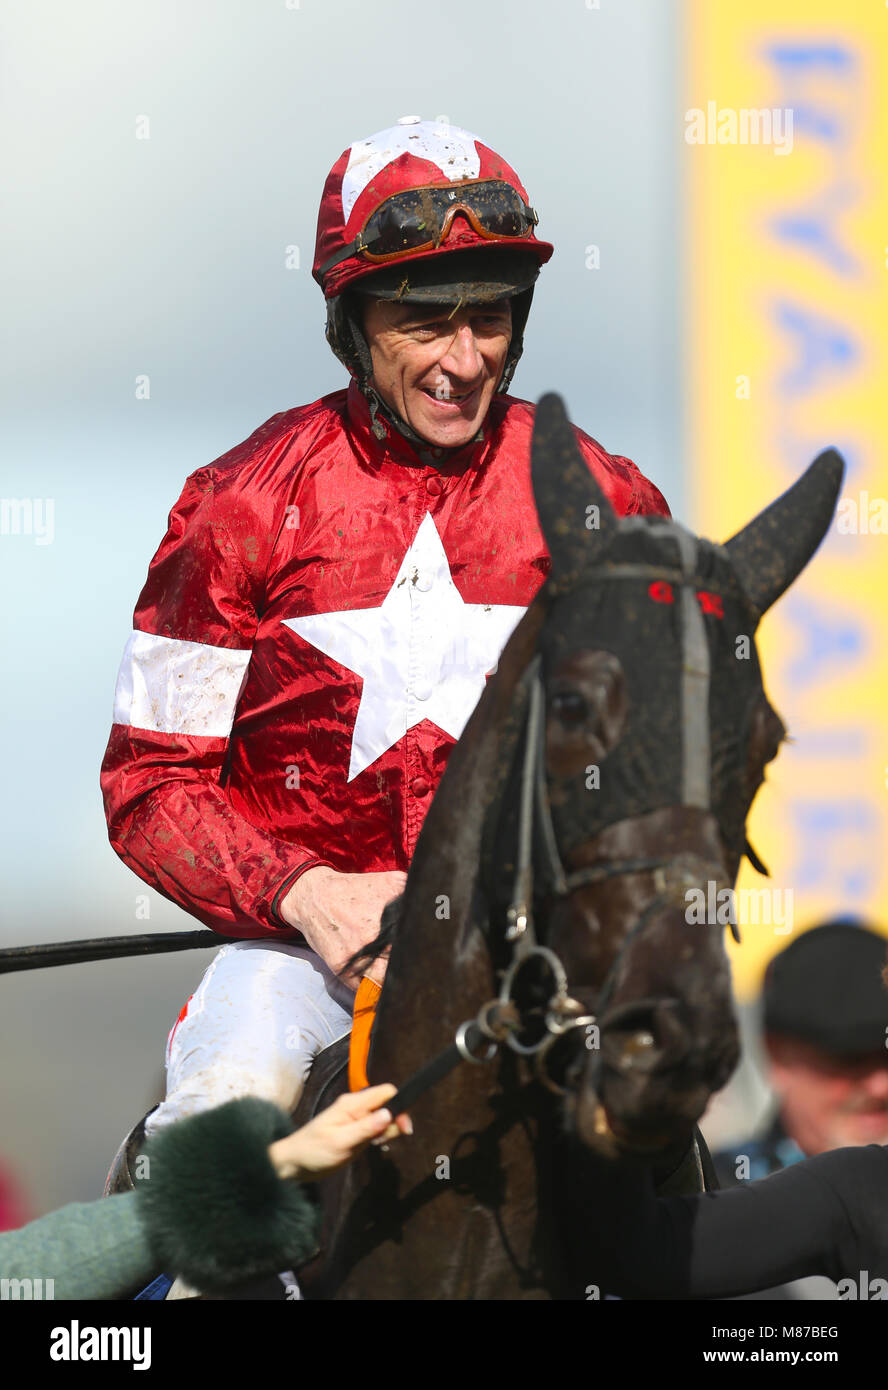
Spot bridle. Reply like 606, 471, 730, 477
383, 525, 751, 1115
490, 657, 735, 1095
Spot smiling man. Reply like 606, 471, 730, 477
362, 295, 514, 450
101, 118, 670, 1141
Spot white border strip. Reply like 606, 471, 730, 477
112, 630, 251, 738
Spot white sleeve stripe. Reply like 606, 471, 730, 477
112, 630, 252, 738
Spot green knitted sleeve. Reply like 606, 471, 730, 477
0, 1098, 322, 1301
0, 1193, 153, 1301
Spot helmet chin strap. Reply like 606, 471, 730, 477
358, 347, 523, 454
362, 380, 466, 452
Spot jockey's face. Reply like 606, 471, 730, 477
362, 297, 512, 450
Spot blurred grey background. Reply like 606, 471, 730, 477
0, 0, 684, 1216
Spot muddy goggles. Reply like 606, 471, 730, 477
319, 180, 540, 280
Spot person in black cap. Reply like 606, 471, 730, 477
715, 920, 888, 1187
700, 920, 888, 1298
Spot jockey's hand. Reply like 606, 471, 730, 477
266, 1083, 412, 1182
279, 866, 406, 989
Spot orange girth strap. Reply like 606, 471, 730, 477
348, 976, 381, 1091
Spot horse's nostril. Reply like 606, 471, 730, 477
601, 999, 690, 1071
602, 1001, 660, 1035
615, 1030, 656, 1071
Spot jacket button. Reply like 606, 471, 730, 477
425, 475, 444, 495
410, 776, 430, 797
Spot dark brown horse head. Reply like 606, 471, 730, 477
496, 394, 843, 1159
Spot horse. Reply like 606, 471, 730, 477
105, 392, 842, 1300
286, 394, 843, 1299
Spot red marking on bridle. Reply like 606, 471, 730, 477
647, 581, 724, 618
695, 590, 724, 617
648, 580, 674, 603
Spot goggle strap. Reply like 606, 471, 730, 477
319, 237, 369, 280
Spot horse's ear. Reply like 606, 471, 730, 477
531, 393, 617, 591
723, 449, 844, 618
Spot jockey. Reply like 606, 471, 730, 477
100, 117, 670, 1136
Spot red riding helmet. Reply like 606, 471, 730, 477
313, 116, 554, 300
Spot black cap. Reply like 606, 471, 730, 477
352, 246, 541, 304
763, 920, 888, 1056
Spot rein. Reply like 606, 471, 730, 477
0, 929, 232, 974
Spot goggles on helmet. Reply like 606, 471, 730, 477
318, 179, 540, 281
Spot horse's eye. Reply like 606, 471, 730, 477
551, 690, 588, 725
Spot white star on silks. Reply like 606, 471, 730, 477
283, 513, 526, 782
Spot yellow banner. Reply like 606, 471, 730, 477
685, 2, 888, 998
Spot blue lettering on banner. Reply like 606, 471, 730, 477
769, 190, 859, 277
772, 303, 858, 395
755, 39, 880, 921
788, 801, 878, 900
780, 596, 865, 691
764, 42, 855, 143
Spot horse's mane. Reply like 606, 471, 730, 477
346, 894, 403, 974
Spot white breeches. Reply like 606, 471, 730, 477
144, 940, 355, 1137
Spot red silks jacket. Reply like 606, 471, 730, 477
100, 381, 670, 939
